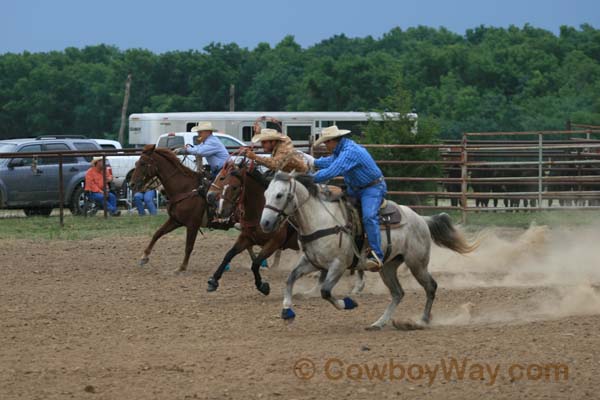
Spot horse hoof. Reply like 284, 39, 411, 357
258, 282, 270, 296
282, 308, 296, 320
139, 258, 149, 266
207, 278, 219, 292
365, 325, 382, 331
423, 313, 433, 324
343, 297, 358, 310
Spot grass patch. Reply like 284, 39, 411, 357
1, 209, 598, 241
0, 212, 240, 241
445, 210, 600, 229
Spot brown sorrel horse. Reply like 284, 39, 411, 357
129, 145, 217, 272
206, 159, 299, 295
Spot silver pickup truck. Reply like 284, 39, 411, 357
0, 137, 103, 216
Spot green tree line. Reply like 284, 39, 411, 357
1, 24, 599, 141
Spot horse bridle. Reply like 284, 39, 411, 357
264, 178, 298, 224
136, 152, 192, 189
210, 158, 254, 215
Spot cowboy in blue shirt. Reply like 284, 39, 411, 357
312, 126, 387, 271
176, 122, 229, 178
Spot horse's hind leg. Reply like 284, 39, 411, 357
302, 269, 326, 296
406, 257, 437, 324
367, 256, 404, 331
282, 255, 318, 320
320, 259, 356, 311
351, 269, 366, 295
176, 225, 199, 273
140, 217, 181, 266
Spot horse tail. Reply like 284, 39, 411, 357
425, 213, 479, 254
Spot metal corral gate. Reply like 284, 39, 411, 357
355, 128, 600, 223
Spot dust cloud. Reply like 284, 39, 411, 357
428, 224, 600, 325
274, 223, 600, 325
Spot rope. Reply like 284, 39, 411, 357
316, 194, 362, 259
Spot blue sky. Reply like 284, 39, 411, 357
1, 0, 598, 53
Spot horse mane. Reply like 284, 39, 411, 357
224, 158, 270, 188
274, 171, 319, 197
143, 145, 201, 179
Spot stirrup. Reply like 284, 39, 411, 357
365, 251, 383, 272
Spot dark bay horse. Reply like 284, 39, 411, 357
205, 159, 299, 295
129, 145, 215, 272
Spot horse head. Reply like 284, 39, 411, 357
260, 171, 311, 233
130, 144, 159, 192
207, 160, 240, 218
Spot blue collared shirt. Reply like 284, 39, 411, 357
185, 134, 230, 173
313, 137, 383, 190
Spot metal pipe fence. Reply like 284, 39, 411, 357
2, 129, 600, 225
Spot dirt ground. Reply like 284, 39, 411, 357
1, 227, 599, 400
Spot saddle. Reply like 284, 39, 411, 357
312, 184, 405, 267
378, 199, 403, 228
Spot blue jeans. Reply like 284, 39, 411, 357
133, 190, 157, 216
90, 192, 118, 213
348, 181, 387, 260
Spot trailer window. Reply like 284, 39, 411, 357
267, 121, 282, 131
242, 126, 253, 142
286, 125, 312, 141
335, 121, 364, 134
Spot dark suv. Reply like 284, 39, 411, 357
0, 137, 102, 216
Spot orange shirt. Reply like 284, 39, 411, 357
84, 167, 113, 193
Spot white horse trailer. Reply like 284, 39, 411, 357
128, 111, 417, 146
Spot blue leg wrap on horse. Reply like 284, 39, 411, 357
343, 297, 358, 310
260, 259, 268, 268
282, 308, 296, 320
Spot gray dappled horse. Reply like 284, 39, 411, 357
260, 172, 478, 330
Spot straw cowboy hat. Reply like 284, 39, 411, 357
251, 128, 285, 143
313, 125, 351, 147
91, 156, 104, 165
191, 121, 216, 132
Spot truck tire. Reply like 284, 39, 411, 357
69, 184, 86, 216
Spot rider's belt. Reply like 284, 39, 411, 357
353, 176, 384, 191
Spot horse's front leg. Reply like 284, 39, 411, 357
321, 259, 358, 311
207, 235, 251, 292
250, 240, 282, 296
140, 217, 181, 266
281, 255, 318, 320
176, 224, 200, 273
